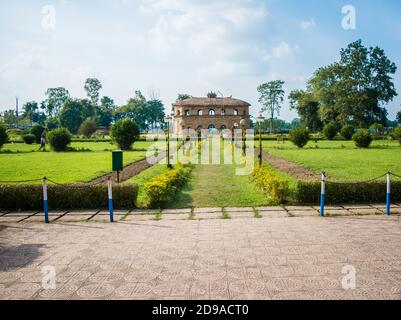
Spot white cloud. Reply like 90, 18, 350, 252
300, 18, 316, 30
260, 42, 295, 62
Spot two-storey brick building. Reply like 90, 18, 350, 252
172, 96, 251, 134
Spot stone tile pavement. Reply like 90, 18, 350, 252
0, 205, 401, 300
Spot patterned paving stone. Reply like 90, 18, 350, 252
259, 211, 289, 218
194, 212, 222, 220
55, 212, 97, 222
161, 213, 190, 221
194, 208, 221, 214
256, 206, 286, 212
24, 211, 68, 223
1, 215, 400, 300
228, 211, 254, 219
225, 207, 253, 213
289, 210, 320, 217
162, 209, 191, 214
122, 214, 155, 221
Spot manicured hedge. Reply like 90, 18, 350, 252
0, 184, 138, 210
296, 181, 401, 204
144, 164, 193, 207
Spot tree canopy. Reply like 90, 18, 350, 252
290, 40, 397, 129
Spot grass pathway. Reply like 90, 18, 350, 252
173, 163, 270, 208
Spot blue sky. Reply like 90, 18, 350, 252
0, 0, 400, 120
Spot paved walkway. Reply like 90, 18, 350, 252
0, 206, 401, 300
1, 204, 401, 224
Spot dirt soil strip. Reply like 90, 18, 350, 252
262, 150, 320, 181
90, 151, 167, 185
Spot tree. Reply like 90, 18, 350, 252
84, 78, 102, 106
289, 127, 310, 148
323, 122, 338, 140
59, 99, 94, 134
257, 80, 285, 133
397, 110, 401, 124
79, 118, 97, 138
114, 90, 148, 130
308, 40, 397, 127
289, 90, 322, 132
177, 94, 192, 101
2, 110, 17, 127
45, 117, 60, 130
23, 101, 38, 125
370, 123, 384, 139
0, 125, 8, 149
96, 96, 115, 127
341, 125, 355, 140
43, 87, 70, 116
110, 119, 140, 150
146, 99, 165, 129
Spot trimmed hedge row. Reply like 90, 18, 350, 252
0, 184, 138, 210
296, 181, 401, 204
144, 164, 193, 207
251, 167, 289, 203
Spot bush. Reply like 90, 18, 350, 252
0, 126, 8, 149
353, 129, 373, 148
22, 134, 36, 145
30, 125, 45, 143
288, 127, 309, 148
144, 165, 193, 207
340, 125, 355, 140
392, 126, 401, 145
296, 180, 401, 204
79, 118, 98, 138
110, 119, 140, 150
0, 184, 138, 210
251, 167, 289, 203
323, 122, 338, 140
47, 128, 72, 152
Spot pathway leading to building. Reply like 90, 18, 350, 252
0, 211, 400, 300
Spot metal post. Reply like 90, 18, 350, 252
259, 122, 263, 167
320, 172, 326, 217
167, 122, 171, 168
242, 125, 246, 155
42, 177, 49, 223
108, 178, 114, 223
386, 173, 391, 216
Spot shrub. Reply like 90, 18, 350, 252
340, 125, 355, 140
110, 119, 140, 150
47, 128, 72, 152
78, 118, 98, 138
0, 126, 8, 149
251, 167, 289, 203
353, 129, 373, 148
22, 134, 36, 145
288, 127, 309, 148
0, 183, 138, 210
392, 126, 401, 145
144, 165, 193, 207
30, 125, 45, 143
296, 180, 401, 204
323, 122, 338, 140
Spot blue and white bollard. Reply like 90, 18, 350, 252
320, 172, 326, 217
43, 177, 49, 223
386, 173, 391, 216
108, 178, 114, 223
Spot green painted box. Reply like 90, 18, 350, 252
112, 150, 123, 171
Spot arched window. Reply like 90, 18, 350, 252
243, 110, 247, 115
177, 110, 181, 116
208, 124, 216, 133
220, 125, 227, 130
197, 125, 203, 130
198, 110, 203, 116
185, 109, 190, 116
209, 109, 215, 116
234, 109, 239, 116
221, 109, 226, 115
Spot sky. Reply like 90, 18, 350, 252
0, 0, 400, 121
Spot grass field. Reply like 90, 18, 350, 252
262, 139, 401, 181
0, 141, 154, 184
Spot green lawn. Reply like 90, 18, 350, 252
0, 142, 153, 184
262, 139, 401, 181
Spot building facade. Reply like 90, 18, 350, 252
172, 96, 251, 134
